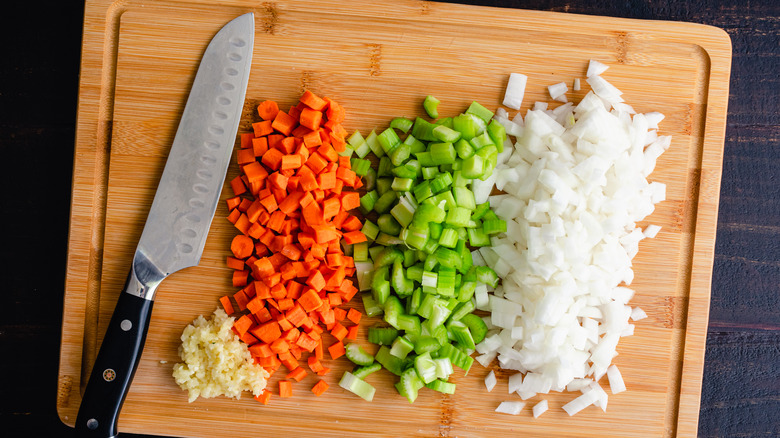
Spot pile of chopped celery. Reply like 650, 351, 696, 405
336, 97, 504, 403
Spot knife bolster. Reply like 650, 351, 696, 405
124, 251, 166, 301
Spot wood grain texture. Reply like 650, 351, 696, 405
54, 1, 731, 437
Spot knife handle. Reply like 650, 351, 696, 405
75, 272, 155, 438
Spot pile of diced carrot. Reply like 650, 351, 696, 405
219, 90, 367, 404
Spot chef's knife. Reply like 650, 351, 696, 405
75, 13, 254, 437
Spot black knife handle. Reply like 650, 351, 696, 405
75, 272, 154, 438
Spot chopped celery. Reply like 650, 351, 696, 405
391, 177, 414, 192
406, 264, 423, 282
377, 214, 402, 236
445, 206, 471, 227
378, 156, 394, 177
453, 187, 476, 210
460, 313, 488, 344
365, 129, 384, 157
450, 299, 476, 321
423, 95, 440, 119
467, 227, 491, 247
361, 219, 379, 241
378, 127, 401, 153
368, 327, 399, 346
390, 336, 415, 359
433, 125, 461, 143
465, 101, 494, 123
384, 295, 404, 328
483, 218, 507, 234
471, 202, 490, 220
469, 131, 494, 150
448, 321, 476, 349
352, 363, 382, 380
437, 228, 458, 248
452, 113, 483, 140
374, 190, 398, 214
376, 345, 408, 376
454, 138, 475, 159
345, 343, 376, 366
389, 142, 411, 166
413, 336, 441, 355
353, 242, 369, 262
371, 265, 391, 304
461, 154, 484, 179
362, 293, 384, 317
339, 371, 376, 401
414, 352, 437, 384
429, 142, 457, 164
391, 117, 414, 133
391, 260, 414, 297
351, 158, 372, 176
360, 190, 378, 212
411, 117, 438, 142
395, 368, 424, 403
437, 343, 473, 373
376, 177, 392, 195
426, 379, 456, 394
476, 265, 499, 288
396, 314, 421, 335
364, 167, 377, 191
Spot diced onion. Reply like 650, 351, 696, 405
495, 401, 526, 415
606, 364, 627, 394
586, 59, 609, 77
485, 370, 497, 392
503, 73, 528, 110
532, 400, 549, 418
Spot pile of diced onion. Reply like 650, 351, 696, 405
473, 60, 668, 416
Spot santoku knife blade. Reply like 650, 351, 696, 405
75, 13, 254, 437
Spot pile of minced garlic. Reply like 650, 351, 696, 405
173, 308, 269, 402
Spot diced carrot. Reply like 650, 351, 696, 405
262, 148, 284, 170
231, 234, 254, 259
345, 324, 359, 341
219, 296, 235, 315
252, 321, 282, 343
340, 191, 361, 211
241, 132, 255, 149
299, 90, 328, 111
253, 120, 274, 137
328, 341, 346, 360
299, 107, 323, 131
249, 342, 273, 358
257, 100, 280, 121
254, 389, 272, 405
272, 111, 298, 136
234, 315, 254, 336
232, 269, 250, 287
286, 366, 308, 382
311, 379, 329, 396
342, 230, 367, 244
252, 136, 269, 157
279, 380, 293, 398
333, 307, 347, 321
330, 322, 348, 341
230, 175, 247, 196
347, 308, 362, 324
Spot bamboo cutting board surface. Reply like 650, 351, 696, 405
58, 1, 731, 436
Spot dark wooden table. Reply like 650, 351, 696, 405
2, 1, 777, 437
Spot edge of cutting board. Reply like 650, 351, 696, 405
58, 1, 732, 436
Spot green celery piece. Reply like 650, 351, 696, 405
376, 177, 392, 195
447, 321, 476, 350
483, 218, 507, 234
353, 241, 369, 262
391, 199, 415, 228
411, 117, 438, 142
434, 247, 462, 270
483, 209, 499, 221
438, 227, 458, 248
413, 336, 441, 355
397, 314, 422, 335
364, 167, 377, 191
422, 238, 439, 257
375, 232, 403, 246
413, 180, 434, 202
421, 166, 438, 180
378, 156, 394, 177
390, 336, 415, 359
460, 313, 488, 344
417, 293, 437, 319
467, 227, 491, 247
429, 298, 453, 328
368, 244, 385, 261
384, 295, 404, 328
437, 343, 473, 373
368, 327, 399, 346
414, 352, 437, 384
433, 125, 461, 143
436, 267, 456, 297
345, 343, 376, 366
423, 95, 440, 119
433, 357, 453, 380
469, 131, 494, 150
429, 142, 457, 164
424, 319, 449, 347
377, 214, 402, 236
430, 172, 453, 193
403, 224, 429, 250
365, 129, 385, 157
354, 140, 371, 158
406, 264, 423, 282
391, 177, 414, 192
352, 363, 382, 380
395, 368, 424, 403
376, 345, 408, 376
393, 163, 417, 179
407, 287, 422, 315
414, 151, 436, 167
433, 190, 457, 210
453, 187, 476, 210
348, 130, 365, 148
391, 117, 414, 133
362, 293, 384, 317
487, 119, 506, 153
338, 146, 354, 158
456, 239, 473, 274
360, 190, 378, 212
426, 379, 456, 394
339, 371, 376, 401
389, 142, 411, 166
374, 190, 398, 214
392, 259, 415, 297
350, 158, 372, 176
452, 113, 482, 140
378, 127, 401, 153
461, 154, 484, 179
374, 246, 404, 268
449, 299, 476, 321
361, 219, 379, 241
466, 101, 495, 123
454, 138, 475, 159
476, 265, 500, 288
403, 248, 417, 268
371, 265, 391, 304
412, 203, 446, 227
471, 202, 490, 220
428, 222, 443, 240
445, 206, 471, 228
405, 135, 427, 154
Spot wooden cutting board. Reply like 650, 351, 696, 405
58, 0, 731, 436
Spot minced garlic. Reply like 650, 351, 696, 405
173, 308, 268, 402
